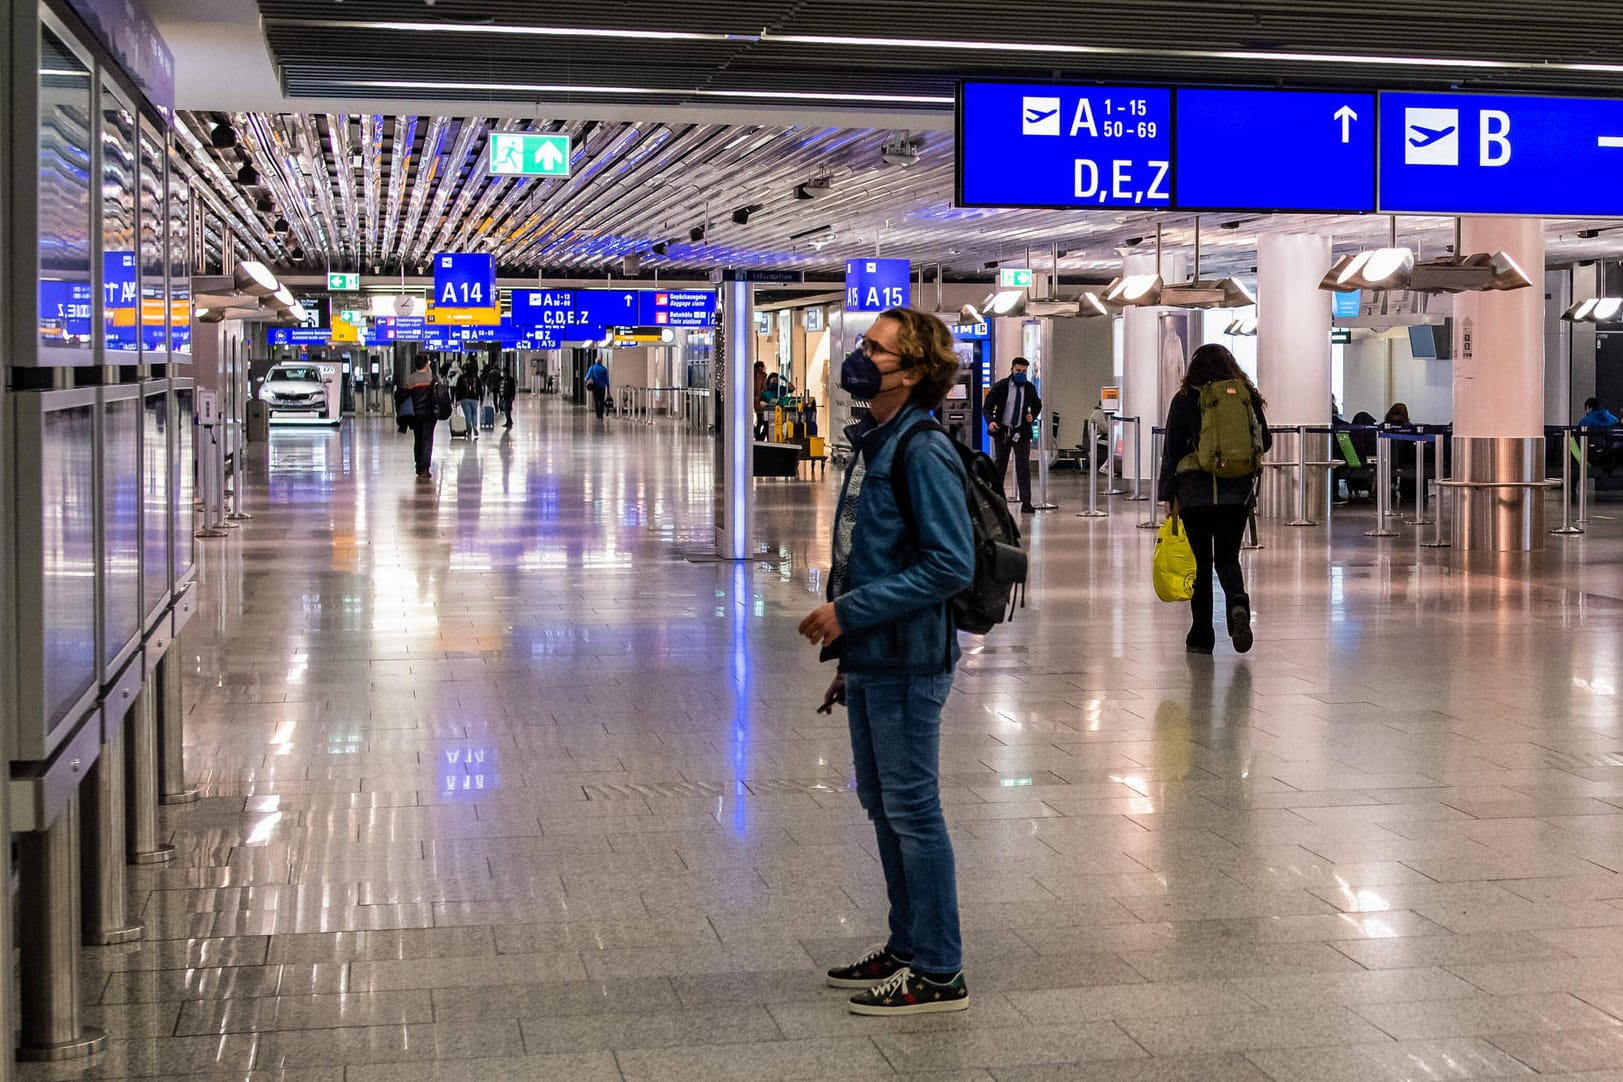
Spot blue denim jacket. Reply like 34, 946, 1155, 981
831, 404, 975, 676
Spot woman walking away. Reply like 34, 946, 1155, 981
799, 307, 974, 1016
1157, 344, 1271, 655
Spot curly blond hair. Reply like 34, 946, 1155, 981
877, 307, 961, 408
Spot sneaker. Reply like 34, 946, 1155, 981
1230, 603, 1253, 654
847, 967, 969, 1016
825, 944, 910, 989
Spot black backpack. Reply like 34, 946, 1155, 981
891, 420, 1028, 635
432, 379, 454, 421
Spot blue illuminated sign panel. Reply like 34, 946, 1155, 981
637, 290, 716, 327
104, 252, 138, 352
39, 280, 92, 340
1380, 91, 1623, 216
1333, 290, 1363, 318
950, 321, 990, 341
268, 327, 331, 346
510, 289, 579, 328
572, 289, 640, 327
957, 82, 1172, 209
845, 259, 911, 312
1176, 89, 1375, 212
433, 253, 495, 309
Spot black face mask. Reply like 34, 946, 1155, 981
839, 347, 885, 399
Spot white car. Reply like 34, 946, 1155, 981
259, 364, 332, 419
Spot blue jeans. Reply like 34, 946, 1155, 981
846, 671, 961, 974
460, 398, 479, 433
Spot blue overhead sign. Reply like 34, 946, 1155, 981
638, 290, 716, 327
573, 289, 640, 328
957, 82, 1172, 208
1380, 91, 1623, 216
845, 259, 911, 312
433, 253, 495, 310
514, 287, 713, 330
268, 327, 332, 346
1176, 89, 1375, 212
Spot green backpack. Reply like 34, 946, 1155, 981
1178, 379, 1263, 480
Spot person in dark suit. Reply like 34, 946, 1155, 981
983, 357, 1042, 512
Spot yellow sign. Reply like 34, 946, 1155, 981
426, 303, 500, 326
1101, 385, 1120, 413
330, 320, 360, 344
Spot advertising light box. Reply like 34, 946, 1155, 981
1175, 89, 1376, 212
1380, 91, 1623, 216
958, 81, 1172, 209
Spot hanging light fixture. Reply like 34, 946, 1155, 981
1159, 216, 1256, 309
1562, 297, 1623, 323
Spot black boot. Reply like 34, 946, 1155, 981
1228, 595, 1253, 654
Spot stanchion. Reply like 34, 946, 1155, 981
125, 677, 173, 863
1421, 474, 1451, 548
1077, 418, 1108, 518
17, 799, 107, 1061
1124, 417, 1148, 501
1554, 427, 1583, 535
1365, 438, 1397, 537
156, 649, 198, 806
1244, 508, 1264, 550
1103, 416, 1127, 496
1287, 425, 1317, 527
1140, 427, 1164, 529
81, 687, 143, 945
1407, 435, 1435, 526
1579, 431, 1592, 526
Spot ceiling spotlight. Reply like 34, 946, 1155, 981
1321, 247, 1414, 292
210, 123, 237, 149
1561, 297, 1623, 323
983, 290, 1027, 317
731, 203, 764, 225
290, 248, 305, 261
1102, 273, 1164, 307
232, 260, 278, 297
1122, 236, 1144, 247
196, 306, 225, 324
273, 216, 290, 233
1161, 277, 1256, 309
1220, 220, 1244, 230
689, 225, 706, 243
255, 194, 275, 213
1079, 292, 1111, 317
1578, 228, 1602, 240
880, 135, 921, 167
794, 176, 835, 201
236, 163, 259, 187
651, 241, 669, 256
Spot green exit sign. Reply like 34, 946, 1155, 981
327, 272, 360, 291
999, 268, 1033, 289
339, 309, 365, 325
488, 132, 572, 178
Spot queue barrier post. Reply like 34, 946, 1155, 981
1103, 415, 1127, 496
1078, 417, 1108, 518
1140, 427, 1164, 529
1365, 432, 1398, 537
1122, 416, 1147, 501
1287, 424, 1317, 527
1579, 430, 1592, 526
1553, 426, 1583, 536
1407, 434, 1435, 527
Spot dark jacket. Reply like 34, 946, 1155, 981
453, 371, 478, 401
984, 377, 1042, 444
830, 403, 975, 676
1157, 385, 1272, 508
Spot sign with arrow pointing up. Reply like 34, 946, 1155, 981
488, 132, 572, 178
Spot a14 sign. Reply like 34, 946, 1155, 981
434, 253, 495, 311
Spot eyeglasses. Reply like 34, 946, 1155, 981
858, 336, 901, 361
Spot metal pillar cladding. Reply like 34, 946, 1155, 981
715, 278, 752, 561
80, 685, 143, 945
156, 644, 198, 805
1452, 217, 1547, 551
1256, 233, 1333, 430
125, 676, 173, 863
17, 799, 107, 1061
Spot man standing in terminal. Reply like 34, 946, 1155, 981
984, 357, 1041, 512
585, 356, 611, 419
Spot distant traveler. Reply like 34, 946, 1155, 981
1157, 344, 1271, 655
800, 306, 974, 1017
754, 361, 770, 440
454, 365, 480, 441
499, 371, 516, 430
1579, 397, 1619, 429
984, 357, 1041, 512
398, 356, 439, 481
1384, 402, 1411, 427
585, 358, 610, 418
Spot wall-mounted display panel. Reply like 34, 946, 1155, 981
35, 16, 96, 364
11, 390, 101, 759
142, 380, 171, 626
168, 162, 191, 359
138, 118, 168, 358
100, 386, 143, 682
102, 85, 140, 361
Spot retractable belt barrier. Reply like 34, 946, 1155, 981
1142, 427, 1165, 530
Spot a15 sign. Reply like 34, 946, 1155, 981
844, 258, 910, 312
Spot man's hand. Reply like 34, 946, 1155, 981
816, 674, 847, 715
798, 603, 843, 648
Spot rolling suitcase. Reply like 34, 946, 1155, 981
481, 404, 496, 430
449, 409, 470, 440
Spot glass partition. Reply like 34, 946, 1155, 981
168, 162, 191, 359
102, 88, 140, 362
37, 20, 95, 362
173, 382, 196, 584
102, 389, 142, 677
138, 118, 167, 359
142, 382, 171, 622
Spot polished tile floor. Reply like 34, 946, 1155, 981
39, 394, 1623, 1080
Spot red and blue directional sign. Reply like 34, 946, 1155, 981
637, 290, 716, 327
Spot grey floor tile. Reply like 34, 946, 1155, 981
615, 1036, 893, 1081
1247, 1036, 1536, 1081
251, 1020, 524, 1067
519, 1005, 783, 1053
344, 1052, 623, 1082
1115, 1005, 1393, 1055
988, 1053, 1277, 1081
871, 1024, 1145, 1072
1353, 991, 1622, 1040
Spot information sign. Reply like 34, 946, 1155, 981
1332, 290, 1363, 318
1380, 91, 1623, 216
268, 327, 331, 346
432, 253, 497, 320
327, 271, 360, 291
637, 290, 717, 328
1176, 89, 1375, 212
845, 259, 911, 312
488, 132, 572, 178
958, 82, 1172, 209
573, 289, 640, 327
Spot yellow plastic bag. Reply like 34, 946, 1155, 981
1153, 514, 1197, 603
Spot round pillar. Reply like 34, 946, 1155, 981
1256, 233, 1334, 519
1121, 252, 1185, 486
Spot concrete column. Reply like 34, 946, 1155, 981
1121, 252, 1185, 486
1450, 216, 1546, 550
1257, 233, 1333, 426
715, 278, 753, 560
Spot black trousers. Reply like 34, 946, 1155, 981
590, 385, 607, 418
411, 416, 437, 475
993, 437, 1032, 506
1179, 505, 1249, 644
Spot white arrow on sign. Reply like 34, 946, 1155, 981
1334, 105, 1358, 144
537, 140, 565, 171
1600, 136, 1623, 148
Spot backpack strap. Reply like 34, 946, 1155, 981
887, 417, 950, 535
